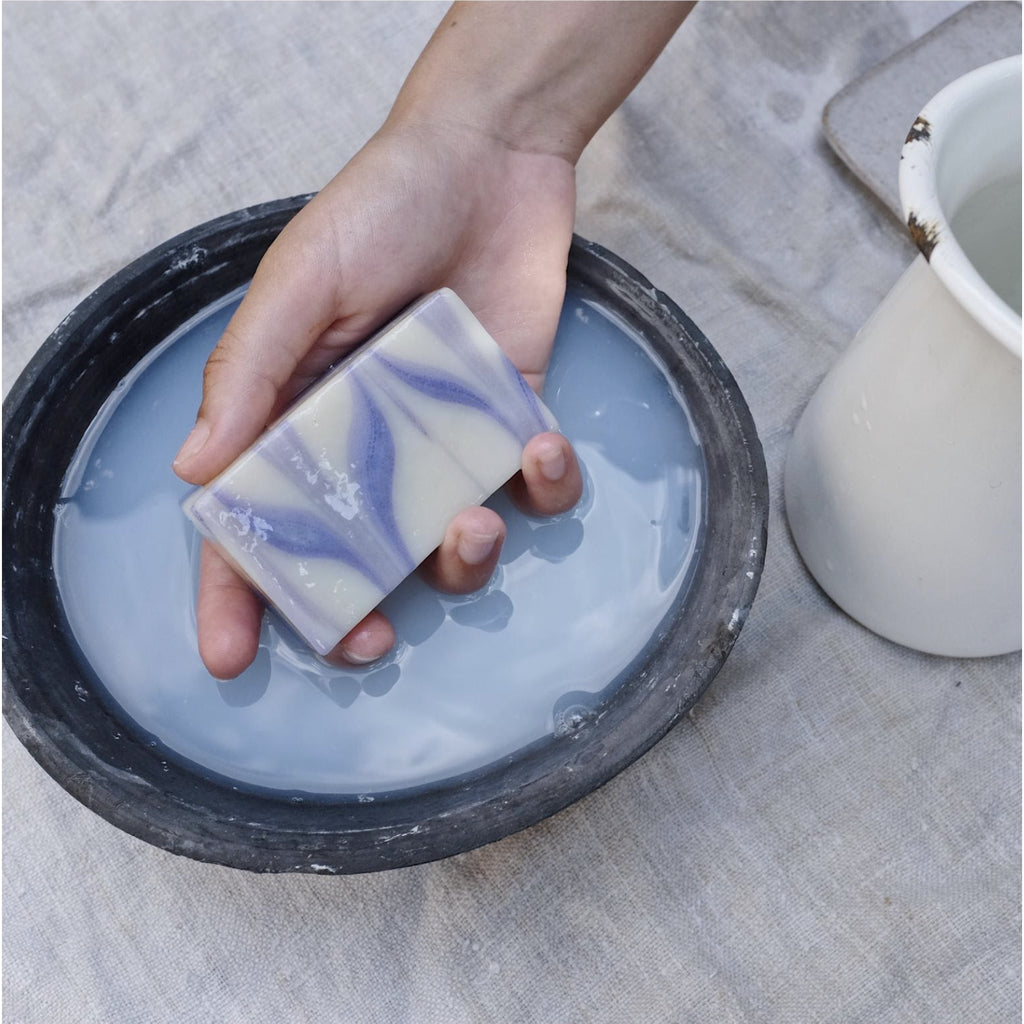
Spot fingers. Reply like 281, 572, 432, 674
196, 542, 264, 680
195, 436, 577, 680
505, 432, 583, 517
417, 437, 580, 599
198, 540, 399, 677
172, 217, 346, 487
325, 611, 397, 667
420, 505, 506, 595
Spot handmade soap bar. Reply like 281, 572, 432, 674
182, 288, 559, 656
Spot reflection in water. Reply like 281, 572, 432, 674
360, 665, 402, 698
449, 589, 514, 632
216, 651, 271, 707
500, 494, 588, 564
325, 676, 361, 709
53, 286, 706, 795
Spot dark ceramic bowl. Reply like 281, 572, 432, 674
3, 196, 767, 873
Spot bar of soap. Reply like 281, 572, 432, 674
182, 288, 559, 656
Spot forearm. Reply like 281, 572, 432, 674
386, 0, 693, 163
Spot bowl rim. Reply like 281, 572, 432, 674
2, 196, 768, 873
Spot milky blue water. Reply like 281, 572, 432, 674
53, 285, 706, 795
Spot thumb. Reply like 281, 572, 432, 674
172, 231, 341, 486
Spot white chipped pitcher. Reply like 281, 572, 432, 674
785, 56, 1022, 657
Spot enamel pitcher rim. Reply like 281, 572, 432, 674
899, 54, 1022, 358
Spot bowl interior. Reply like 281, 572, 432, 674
3, 198, 767, 873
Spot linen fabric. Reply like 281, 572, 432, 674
3, 3, 1018, 1022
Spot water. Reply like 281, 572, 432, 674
950, 170, 1023, 317
53, 285, 707, 796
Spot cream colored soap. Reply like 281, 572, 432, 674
183, 289, 558, 656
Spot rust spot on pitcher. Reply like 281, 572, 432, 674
907, 212, 940, 261
905, 116, 932, 144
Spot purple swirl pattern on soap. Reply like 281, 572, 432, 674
185, 290, 559, 654
415, 293, 554, 438
257, 421, 410, 583
358, 359, 489, 494
375, 352, 526, 443
348, 377, 416, 574
356, 364, 431, 440
501, 352, 553, 432
204, 489, 389, 593
189, 491, 378, 647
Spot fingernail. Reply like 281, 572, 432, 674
338, 646, 382, 666
537, 442, 566, 483
174, 420, 210, 468
457, 528, 500, 566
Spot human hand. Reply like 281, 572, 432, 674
173, 122, 582, 678
173, 1, 690, 678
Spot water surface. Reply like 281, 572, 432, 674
53, 286, 706, 795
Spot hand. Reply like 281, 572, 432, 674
172, 0, 690, 679
173, 122, 582, 678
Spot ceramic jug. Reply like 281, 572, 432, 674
785, 56, 1022, 657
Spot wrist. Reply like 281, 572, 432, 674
385, 41, 590, 163
386, 1, 691, 164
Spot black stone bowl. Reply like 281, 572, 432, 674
3, 196, 768, 874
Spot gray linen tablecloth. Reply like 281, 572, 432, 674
3, 2, 1020, 1021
